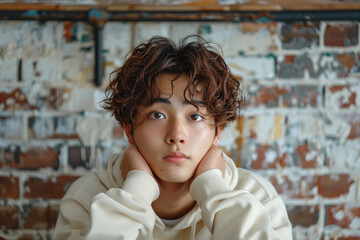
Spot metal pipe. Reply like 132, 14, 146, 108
93, 24, 104, 87
1, 10, 360, 22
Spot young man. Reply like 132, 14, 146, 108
53, 36, 292, 240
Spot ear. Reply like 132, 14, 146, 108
123, 124, 135, 144
213, 126, 223, 146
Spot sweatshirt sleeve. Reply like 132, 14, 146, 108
189, 169, 292, 240
84, 170, 159, 240
53, 170, 159, 240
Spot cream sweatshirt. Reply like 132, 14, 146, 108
53, 152, 292, 240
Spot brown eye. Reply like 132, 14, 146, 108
149, 111, 165, 120
190, 114, 203, 121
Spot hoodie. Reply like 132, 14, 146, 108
53, 152, 292, 240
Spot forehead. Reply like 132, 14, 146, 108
156, 73, 202, 98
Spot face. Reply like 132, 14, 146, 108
124, 74, 222, 183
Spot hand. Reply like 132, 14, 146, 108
120, 145, 153, 180
194, 145, 226, 179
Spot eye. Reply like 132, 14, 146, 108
149, 111, 165, 120
189, 114, 203, 122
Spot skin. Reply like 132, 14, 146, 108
122, 73, 226, 219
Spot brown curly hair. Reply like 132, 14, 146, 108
102, 35, 244, 130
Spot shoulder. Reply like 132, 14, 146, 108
62, 152, 124, 207
235, 168, 279, 203
63, 172, 108, 207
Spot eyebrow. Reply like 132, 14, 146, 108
155, 97, 205, 106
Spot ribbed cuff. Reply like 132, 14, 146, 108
122, 170, 160, 204
189, 169, 231, 205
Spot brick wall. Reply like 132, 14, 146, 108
0, 20, 359, 240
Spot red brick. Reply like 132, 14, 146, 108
270, 175, 317, 199
326, 204, 360, 229
0, 176, 19, 198
318, 174, 355, 198
278, 53, 360, 79
18, 233, 46, 240
25, 175, 79, 199
287, 205, 319, 227
23, 204, 48, 229
281, 23, 320, 49
336, 237, 360, 240
324, 23, 358, 47
0, 146, 59, 170
328, 85, 357, 109
22, 203, 58, 229
0, 205, 18, 229
0, 88, 35, 111
68, 146, 91, 169
251, 144, 288, 169
49, 204, 59, 228
245, 86, 289, 108
295, 143, 321, 168
336, 53, 358, 78
282, 85, 320, 108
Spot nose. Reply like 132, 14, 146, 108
166, 118, 186, 145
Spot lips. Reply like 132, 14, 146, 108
163, 151, 189, 163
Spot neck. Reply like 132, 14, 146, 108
152, 179, 196, 220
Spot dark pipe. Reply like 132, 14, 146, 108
1, 10, 360, 22
94, 24, 104, 87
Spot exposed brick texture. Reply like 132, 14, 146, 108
25, 175, 79, 199
0, 19, 360, 239
281, 23, 320, 49
0, 205, 19, 229
324, 23, 359, 47
326, 204, 360, 229
22, 204, 59, 229
287, 205, 319, 227
0, 176, 19, 198
0, 146, 59, 170
318, 174, 355, 198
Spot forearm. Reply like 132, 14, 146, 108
85, 170, 159, 240
190, 170, 292, 240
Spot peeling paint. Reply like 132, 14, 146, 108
245, 114, 283, 143
226, 56, 275, 80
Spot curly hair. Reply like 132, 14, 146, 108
102, 35, 244, 130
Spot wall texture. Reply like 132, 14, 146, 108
0, 20, 359, 240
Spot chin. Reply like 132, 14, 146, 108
157, 173, 193, 183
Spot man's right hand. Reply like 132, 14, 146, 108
120, 145, 153, 180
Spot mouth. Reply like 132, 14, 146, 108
163, 151, 190, 163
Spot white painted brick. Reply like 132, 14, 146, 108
0, 116, 23, 140
225, 56, 275, 81
286, 113, 324, 140
62, 54, 91, 83
134, 22, 171, 46
244, 114, 283, 143
324, 113, 351, 142
0, 59, 17, 82
170, 23, 200, 44
0, 21, 62, 59
30, 116, 76, 139
68, 88, 101, 112
104, 22, 132, 58
326, 143, 360, 169
219, 121, 240, 151
200, 22, 278, 56
22, 58, 60, 82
